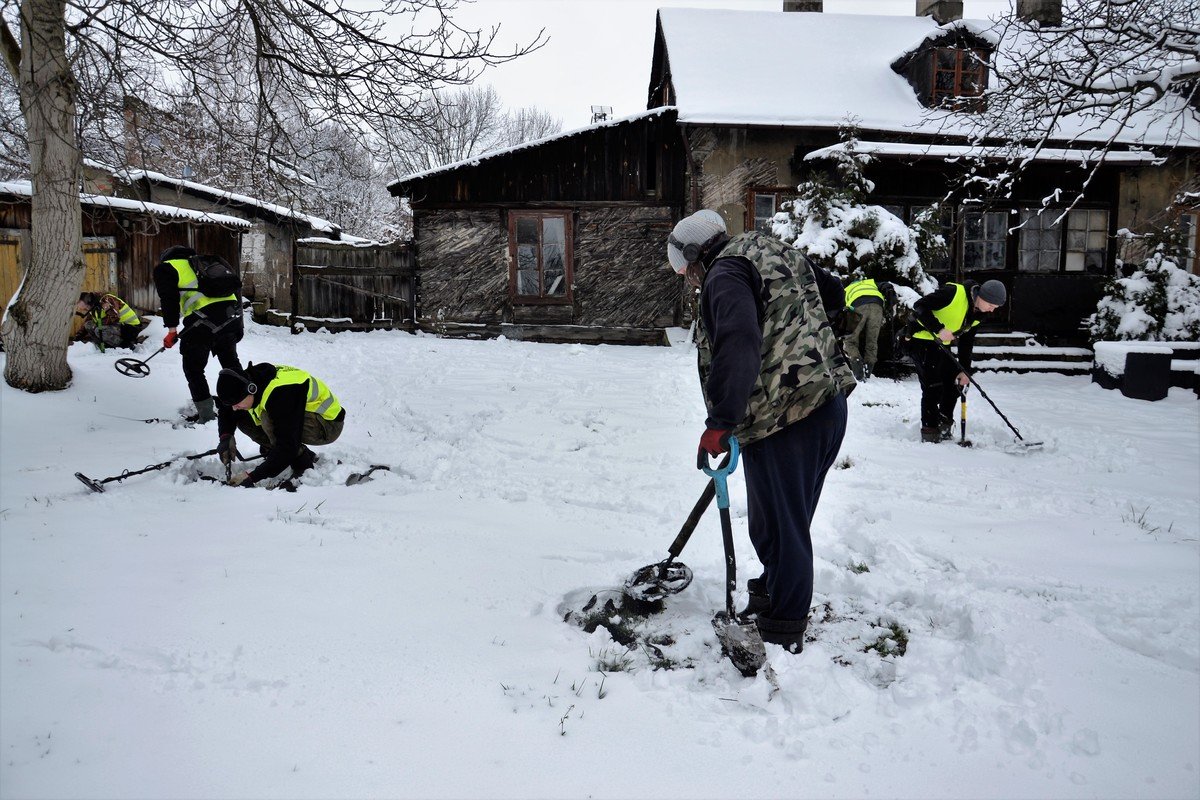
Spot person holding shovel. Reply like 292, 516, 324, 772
667, 209, 855, 673
154, 244, 243, 424
902, 279, 1006, 443
214, 364, 345, 488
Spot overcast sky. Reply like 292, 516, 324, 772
450, 0, 1016, 129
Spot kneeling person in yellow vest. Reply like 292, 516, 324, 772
214, 364, 346, 487
75, 291, 142, 351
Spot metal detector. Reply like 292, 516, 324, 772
623, 479, 714, 603
76, 447, 220, 493
940, 345, 1043, 449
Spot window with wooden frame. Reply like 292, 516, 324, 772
1182, 212, 1199, 275
509, 211, 572, 303
1018, 209, 1064, 272
1065, 209, 1109, 273
748, 188, 794, 235
962, 210, 1008, 271
931, 47, 988, 108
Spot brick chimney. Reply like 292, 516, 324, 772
1016, 0, 1062, 26
916, 0, 963, 24
783, 1, 823, 11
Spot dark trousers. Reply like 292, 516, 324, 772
180, 314, 243, 402
234, 409, 346, 450
742, 392, 848, 623
908, 339, 960, 428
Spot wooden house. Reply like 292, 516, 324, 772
388, 109, 687, 345
390, 0, 1198, 347
0, 180, 246, 325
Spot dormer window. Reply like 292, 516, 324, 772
932, 47, 988, 107
891, 32, 993, 111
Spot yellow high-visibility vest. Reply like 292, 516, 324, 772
249, 366, 342, 425
845, 279, 885, 307
911, 282, 978, 340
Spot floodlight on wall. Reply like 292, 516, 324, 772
591, 106, 613, 124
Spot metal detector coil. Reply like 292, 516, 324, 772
114, 357, 153, 377
623, 561, 694, 603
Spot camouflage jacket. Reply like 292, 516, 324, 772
696, 232, 856, 446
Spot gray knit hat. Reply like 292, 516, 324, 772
667, 209, 727, 273
977, 280, 1007, 306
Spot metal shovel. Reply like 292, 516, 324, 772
701, 439, 767, 677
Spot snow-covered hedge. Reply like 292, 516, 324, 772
1088, 225, 1200, 343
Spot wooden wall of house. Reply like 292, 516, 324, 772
403, 112, 686, 205
417, 209, 509, 324
416, 205, 683, 338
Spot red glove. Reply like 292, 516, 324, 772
698, 428, 731, 457
162, 329, 178, 349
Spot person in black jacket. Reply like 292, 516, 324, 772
153, 244, 243, 423
903, 279, 1006, 442
214, 364, 346, 487
669, 209, 854, 671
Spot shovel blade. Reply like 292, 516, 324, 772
712, 611, 766, 678
346, 464, 390, 485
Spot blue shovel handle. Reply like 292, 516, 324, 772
698, 437, 740, 509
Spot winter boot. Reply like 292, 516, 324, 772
185, 397, 217, 424
289, 445, 317, 478
738, 576, 771, 621
920, 426, 942, 443
756, 614, 809, 655
938, 415, 955, 442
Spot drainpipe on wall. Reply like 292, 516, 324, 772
679, 122, 700, 215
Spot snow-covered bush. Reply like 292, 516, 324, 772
772, 124, 938, 293
1088, 224, 1200, 343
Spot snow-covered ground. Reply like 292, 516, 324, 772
2, 318, 1197, 799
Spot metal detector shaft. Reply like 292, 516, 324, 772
76, 447, 221, 493
939, 345, 1031, 442
664, 479, 716, 563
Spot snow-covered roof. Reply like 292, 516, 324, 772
123, 169, 340, 234
0, 180, 251, 228
657, 8, 1200, 148
388, 107, 676, 190
805, 141, 1164, 165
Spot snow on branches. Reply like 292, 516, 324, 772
772, 125, 939, 293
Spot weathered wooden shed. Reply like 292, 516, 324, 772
121, 169, 348, 314
388, 108, 688, 345
0, 180, 246, 319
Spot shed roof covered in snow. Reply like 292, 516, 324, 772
0, 180, 251, 228
122, 169, 341, 235
652, 7, 1200, 149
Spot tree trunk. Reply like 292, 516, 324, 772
1, 0, 82, 391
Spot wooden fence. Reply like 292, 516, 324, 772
285, 241, 414, 332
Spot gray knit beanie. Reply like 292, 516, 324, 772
667, 210, 727, 273
977, 280, 1007, 306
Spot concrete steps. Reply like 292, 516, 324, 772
972, 332, 1092, 375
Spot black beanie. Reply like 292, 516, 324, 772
215, 369, 256, 405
